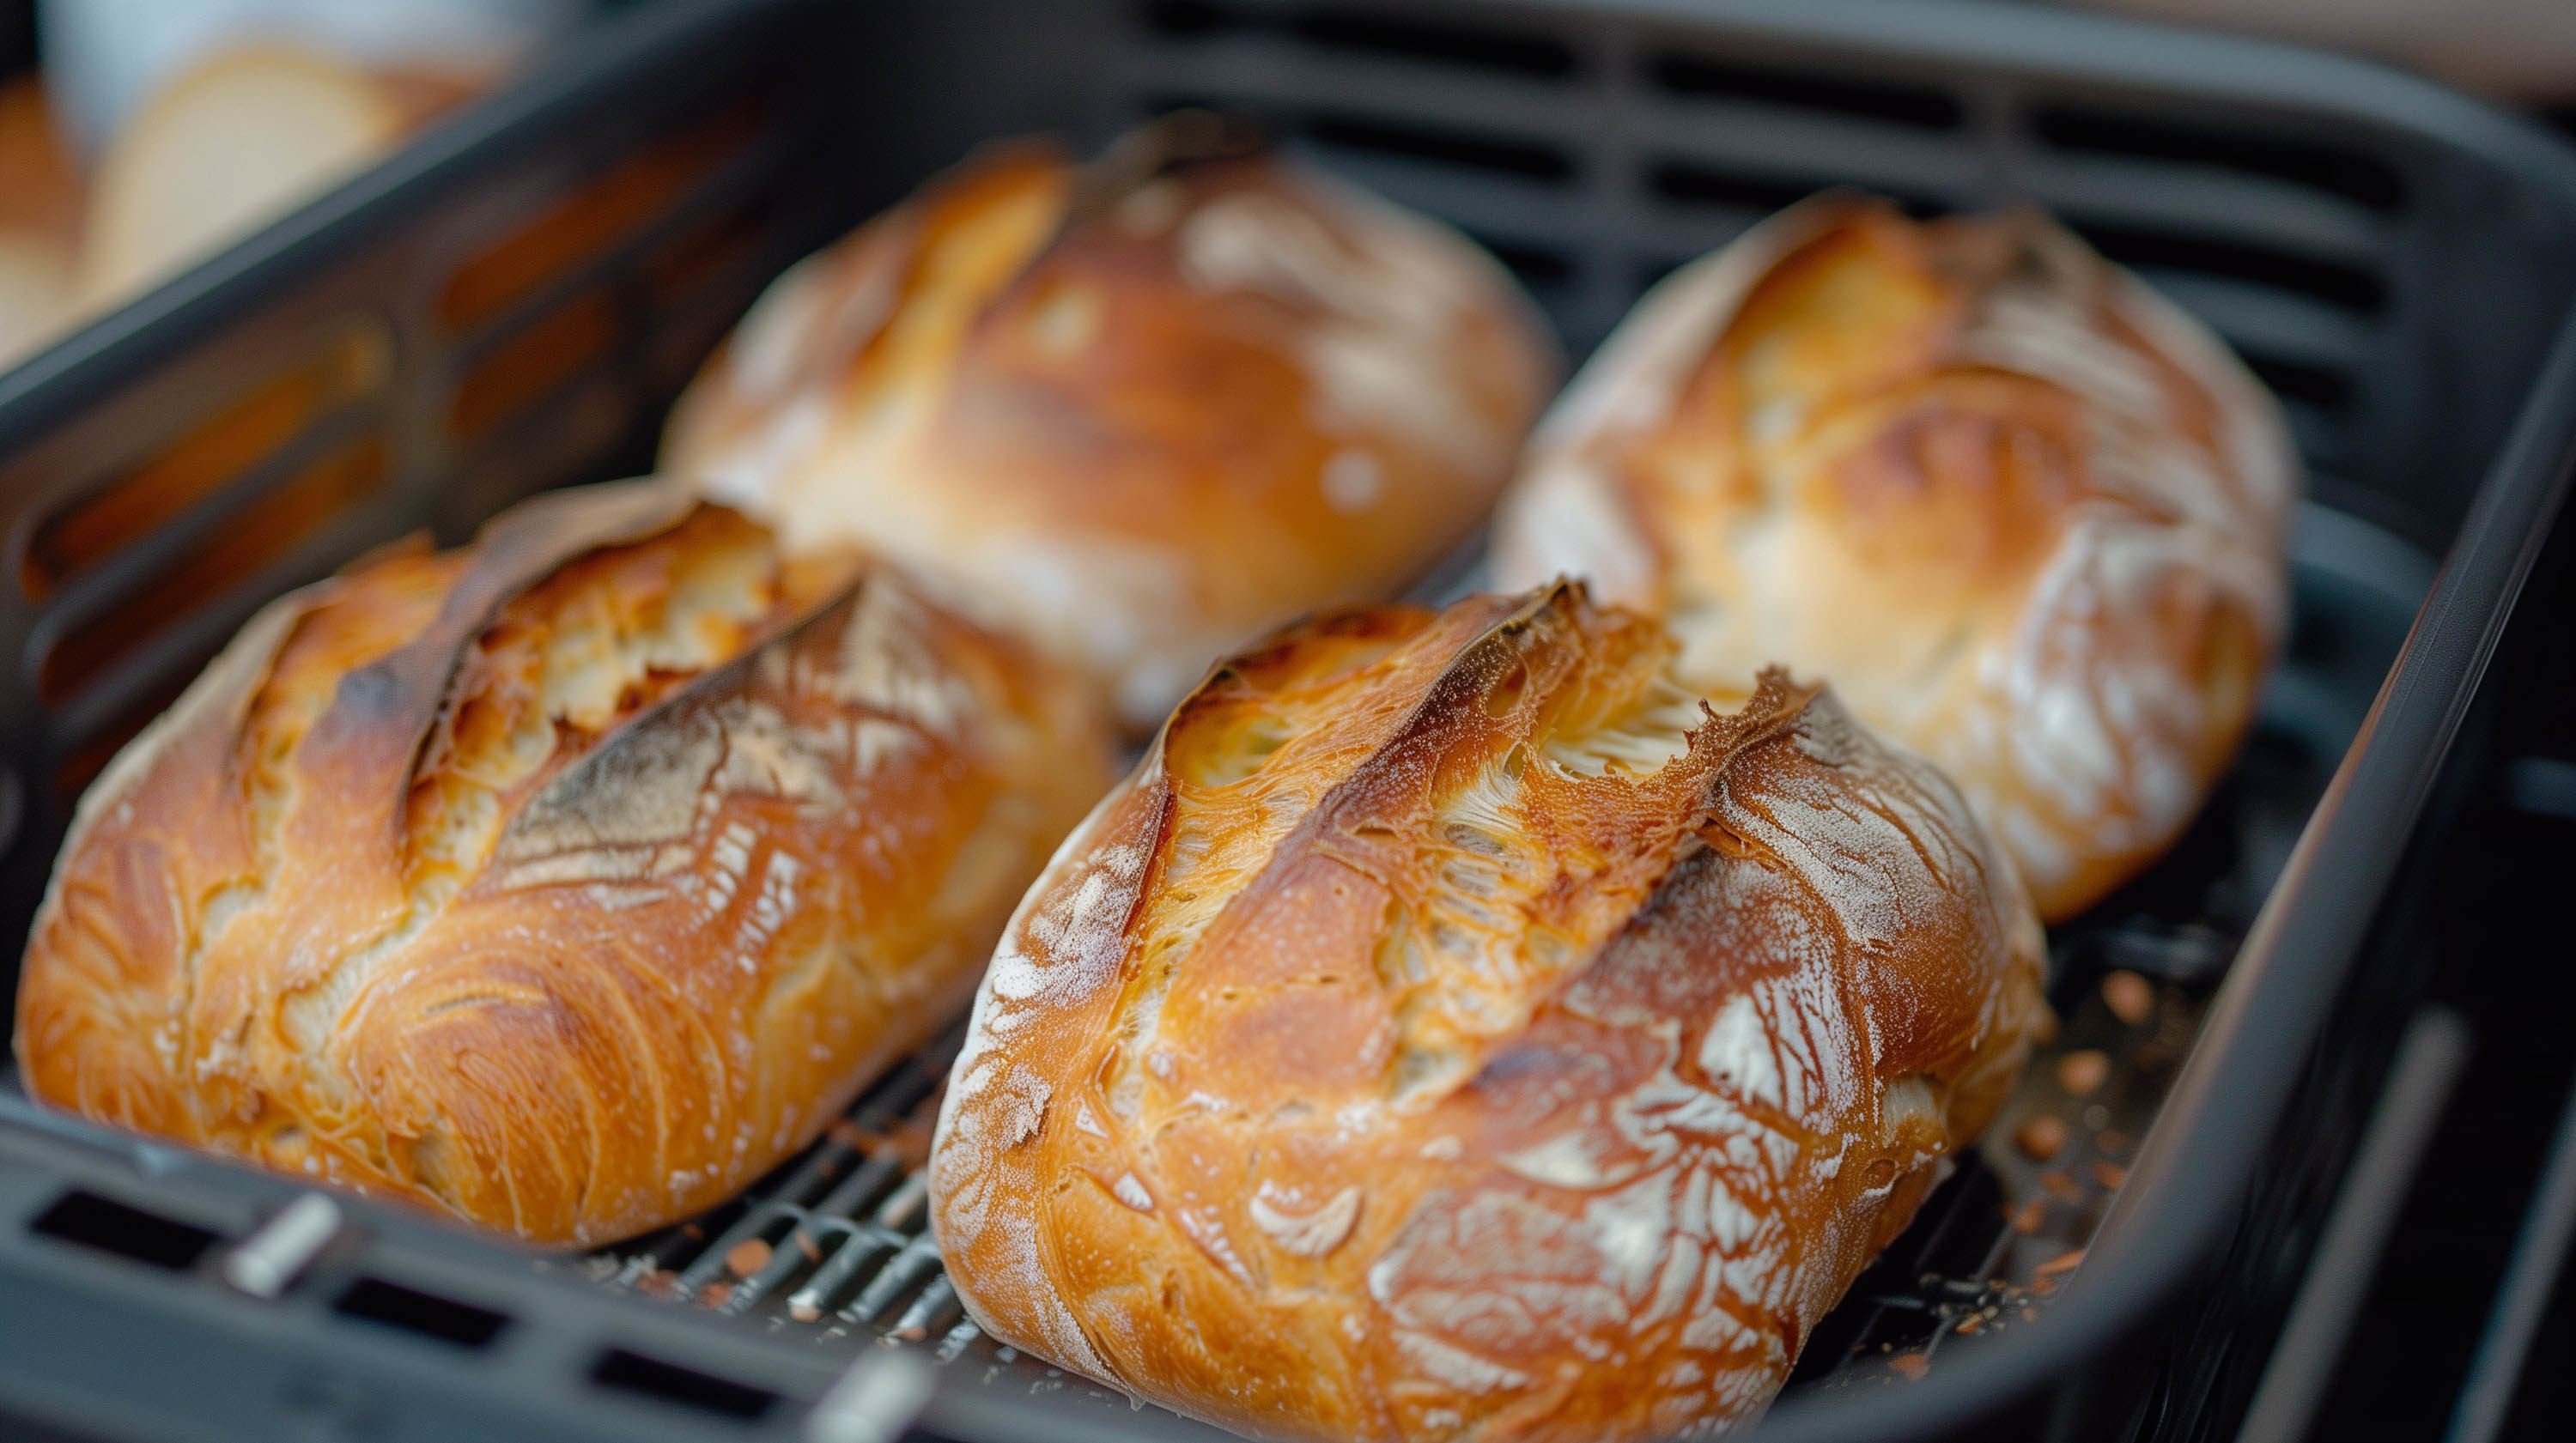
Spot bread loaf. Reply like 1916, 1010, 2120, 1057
663, 117, 1558, 731
929, 581, 2047, 1440
14, 482, 1115, 1246
1492, 197, 2297, 919
0, 76, 84, 366
79, 43, 480, 306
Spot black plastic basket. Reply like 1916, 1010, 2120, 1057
3, 2, 2575, 1441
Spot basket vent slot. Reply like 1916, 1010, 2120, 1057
2239, 352, 2357, 413
1646, 161, 1950, 221
35, 435, 391, 710
30, 1190, 219, 1271
1300, 112, 1576, 185
2068, 220, 2388, 315
1141, 1, 1577, 82
440, 97, 766, 336
591, 1349, 779, 1422
21, 325, 387, 601
1465, 233, 1575, 293
447, 293, 619, 441
35, 434, 389, 722
333, 1277, 512, 1350
645, 194, 780, 314
1646, 51, 1963, 130
2034, 104, 2406, 213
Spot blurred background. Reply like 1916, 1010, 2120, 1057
11, 0, 2576, 377
0, 0, 585, 368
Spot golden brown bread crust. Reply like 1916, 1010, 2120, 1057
928, 582, 2047, 1441
661, 119, 1559, 730
14, 481, 1116, 1246
1492, 197, 2298, 919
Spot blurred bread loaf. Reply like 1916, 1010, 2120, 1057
1494, 197, 2297, 919
14, 482, 1116, 1246
929, 581, 2047, 1440
0, 76, 84, 365
81, 45, 397, 303
664, 118, 1559, 730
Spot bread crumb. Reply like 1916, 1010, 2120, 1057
2040, 1170, 2085, 1203
2096, 1129, 2131, 1155
2056, 1049, 2111, 1096
2092, 1161, 2130, 1190
2008, 1198, 2047, 1235
1888, 1353, 1929, 1381
698, 1281, 732, 1307
2036, 1249, 2085, 1280
1956, 1314, 1984, 1335
2103, 971, 2154, 1025
726, 1238, 772, 1276
790, 1301, 823, 1324
2015, 1114, 2069, 1161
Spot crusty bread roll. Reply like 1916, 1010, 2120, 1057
929, 581, 2047, 1441
1492, 198, 2298, 920
663, 117, 1558, 731
14, 481, 1115, 1246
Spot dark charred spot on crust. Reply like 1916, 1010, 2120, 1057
328, 662, 410, 725
1469, 1044, 1572, 1089
290, 482, 705, 825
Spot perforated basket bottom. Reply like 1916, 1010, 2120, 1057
565, 725, 2308, 1422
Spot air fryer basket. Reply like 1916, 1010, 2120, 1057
3, 3, 2575, 1441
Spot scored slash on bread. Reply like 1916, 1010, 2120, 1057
929, 580, 2048, 1442
12, 481, 1116, 1246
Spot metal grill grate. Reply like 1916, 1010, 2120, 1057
580, 1029, 1143, 1410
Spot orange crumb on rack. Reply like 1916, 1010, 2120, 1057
2015, 1114, 2069, 1161
2104, 971, 2154, 1025
726, 1238, 772, 1276
2056, 1049, 2111, 1096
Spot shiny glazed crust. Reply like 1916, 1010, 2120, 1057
13, 482, 1115, 1246
661, 121, 1558, 730
928, 582, 2047, 1441
1492, 197, 2298, 919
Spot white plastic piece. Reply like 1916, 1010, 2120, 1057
805, 1348, 935, 1443
220, 1191, 343, 1299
